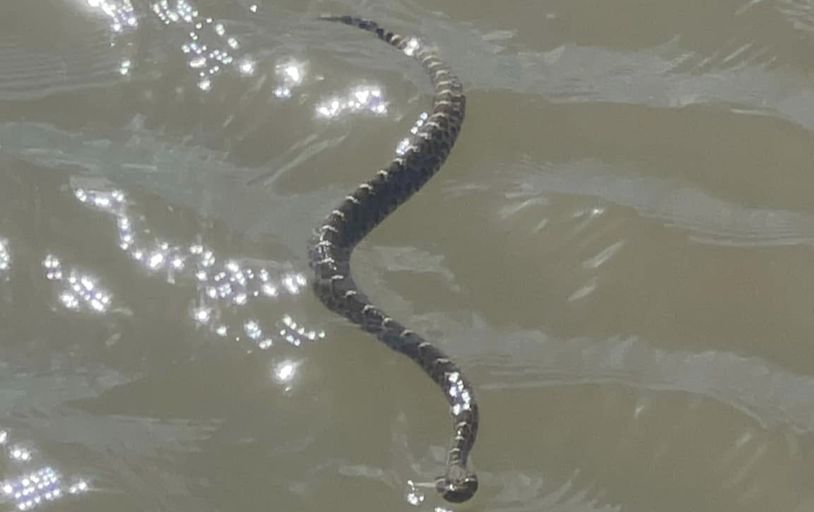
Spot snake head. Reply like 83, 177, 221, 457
436, 465, 478, 503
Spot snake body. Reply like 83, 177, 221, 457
308, 16, 479, 503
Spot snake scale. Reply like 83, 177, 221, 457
308, 15, 479, 503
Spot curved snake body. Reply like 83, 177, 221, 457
308, 16, 479, 503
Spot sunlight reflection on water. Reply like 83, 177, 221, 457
71, 183, 326, 349
82, 0, 138, 34
43, 255, 114, 314
0, 429, 89, 511
0, 238, 10, 280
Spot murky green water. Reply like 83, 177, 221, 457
1, 1, 813, 510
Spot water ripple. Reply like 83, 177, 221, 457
470, 325, 814, 434
505, 160, 814, 248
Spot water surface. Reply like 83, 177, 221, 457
0, 1, 813, 511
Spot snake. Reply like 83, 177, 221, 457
308, 15, 479, 503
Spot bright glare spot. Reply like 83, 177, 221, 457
406, 480, 425, 505
244, 320, 262, 340
59, 293, 79, 310
403, 38, 420, 57
0, 238, 10, 273
280, 63, 302, 84
68, 480, 89, 494
315, 86, 388, 119
274, 360, 298, 382
84, 0, 138, 33
189, 56, 206, 68
148, 252, 165, 269
273, 86, 291, 98
238, 58, 255, 76
193, 307, 211, 324
395, 112, 429, 156
9, 447, 31, 461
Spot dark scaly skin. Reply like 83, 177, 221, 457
309, 16, 479, 504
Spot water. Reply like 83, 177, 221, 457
0, 0, 813, 510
